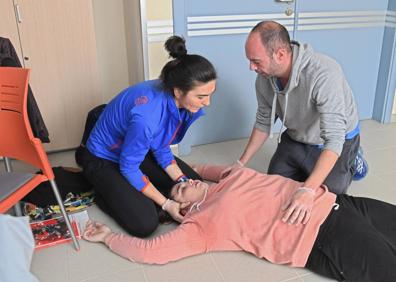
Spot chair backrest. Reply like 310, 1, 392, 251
0, 67, 54, 179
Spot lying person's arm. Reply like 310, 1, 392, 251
84, 221, 206, 264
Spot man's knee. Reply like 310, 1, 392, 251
324, 176, 350, 194
268, 159, 307, 182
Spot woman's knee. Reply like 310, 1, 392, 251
123, 213, 159, 238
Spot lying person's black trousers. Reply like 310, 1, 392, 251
306, 194, 396, 282
77, 146, 201, 237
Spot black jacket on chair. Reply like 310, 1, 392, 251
0, 37, 50, 143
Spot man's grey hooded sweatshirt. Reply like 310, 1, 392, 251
254, 41, 359, 156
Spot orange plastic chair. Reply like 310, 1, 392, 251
0, 67, 79, 250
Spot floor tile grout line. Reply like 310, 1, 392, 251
296, 272, 312, 278
295, 271, 313, 281
364, 144, 396, 152
66, 246, 71, 282
209, 254, 227, 282
279, 270, 304, 282
142, 267, 149, 282
67, 259, 143, 282
72, 266, 146, 282
293, 269, 307, 281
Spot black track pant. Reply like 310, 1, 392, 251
77, 147, 201, 237
306, 194, 396, 282
268, 131, 360, 194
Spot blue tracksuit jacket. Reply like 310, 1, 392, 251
86, 80, 204, 191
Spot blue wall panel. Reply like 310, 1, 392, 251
295, 0, 389, 119
373, 2, 396, 122
295, 27, 385, 119
295, 0, 388, 12
178, 35, 257, 147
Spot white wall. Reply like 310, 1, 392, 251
123, 0, 145, 85
92, 0, 144, 103
146, 0, 173, 79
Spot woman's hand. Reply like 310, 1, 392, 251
83, 220, 112, 243
163, 200, 190, 222
281, 188, 315, 225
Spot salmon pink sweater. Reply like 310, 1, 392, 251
104, 165, 336, 267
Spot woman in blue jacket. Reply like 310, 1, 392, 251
77, 36, 217, 237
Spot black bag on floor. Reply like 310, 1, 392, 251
22, 166, 93, 207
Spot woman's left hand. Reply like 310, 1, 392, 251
164, 200, 190, 222
281, 188, 315, 225
83, 220, 112, 243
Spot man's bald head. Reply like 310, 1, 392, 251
249, 21, 292, 56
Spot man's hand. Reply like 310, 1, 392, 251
163, 199, 190, 222
281, 188, 315, 225
220, 160, 244, 179
83, 220, 112, 243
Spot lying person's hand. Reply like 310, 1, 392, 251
83, 220, 112, 243
162, 199, 190, 222
281, 187, 315, 225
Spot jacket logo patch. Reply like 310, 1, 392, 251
135, 96, 148, 106
109, 139, 123, 151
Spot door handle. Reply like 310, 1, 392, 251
285, 7, 294, 16
275, 0, 294, 3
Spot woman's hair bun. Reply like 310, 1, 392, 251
164, 36, 187, 58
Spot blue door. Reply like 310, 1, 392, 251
173, 0, 296, 154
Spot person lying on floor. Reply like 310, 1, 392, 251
83, 164, 396, 282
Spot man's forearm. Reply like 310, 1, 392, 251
239, 127, 269, 165
303, 149, 339, 190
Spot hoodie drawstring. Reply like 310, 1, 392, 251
269, 88, 288, 144
188, 187, 209, 213
270, 92, 277, 139
277, 93, 288, 144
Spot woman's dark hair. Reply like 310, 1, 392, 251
160, 36, 217, 95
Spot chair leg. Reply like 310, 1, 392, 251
4, 157, 13, 172
3, 157, 23, 216
14, 203, 23, 216
49, 179, 80, 251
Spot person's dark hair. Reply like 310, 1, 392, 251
251, 21, 292, 55
160, 36, 217, 95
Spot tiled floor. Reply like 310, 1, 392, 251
5, 119, 396, 282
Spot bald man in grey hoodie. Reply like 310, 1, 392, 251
232, 21, 366, 226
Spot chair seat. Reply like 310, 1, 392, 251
0, 172, 35, 202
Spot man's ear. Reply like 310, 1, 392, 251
274, 47, 287, 63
